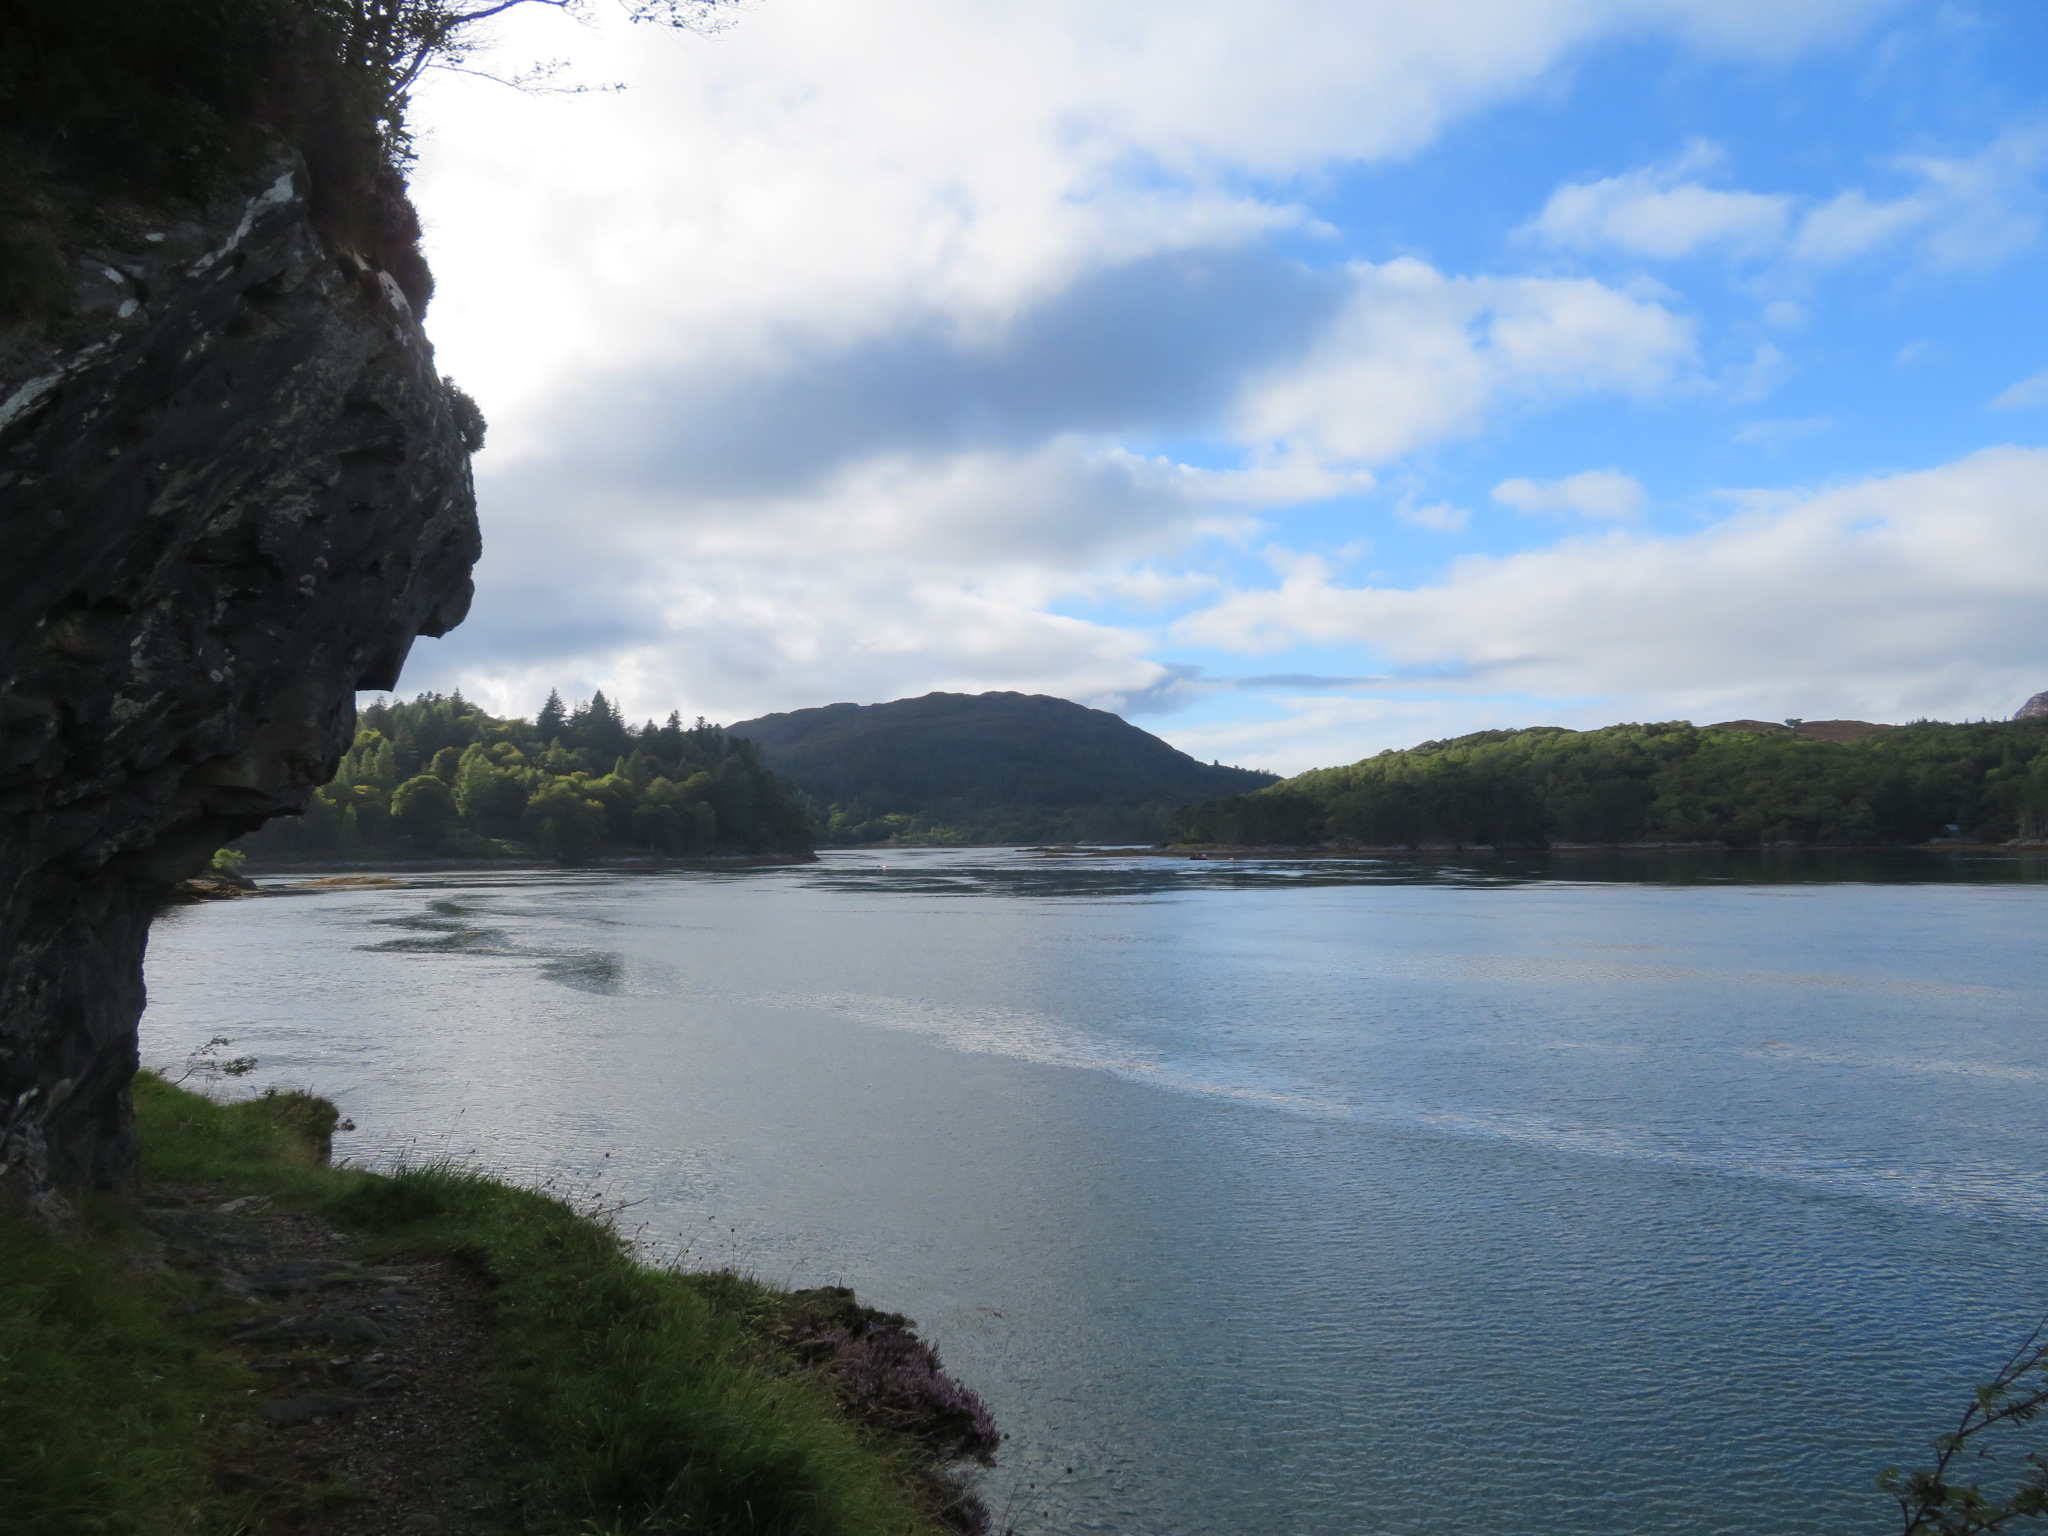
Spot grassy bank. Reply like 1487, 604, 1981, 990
2, 1077, 986, 1535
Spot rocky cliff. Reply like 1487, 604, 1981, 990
0, 155, 480, 1209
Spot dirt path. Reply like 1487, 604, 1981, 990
143, 1184, 509, 1535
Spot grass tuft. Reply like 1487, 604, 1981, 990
134, 1073, 341, 1187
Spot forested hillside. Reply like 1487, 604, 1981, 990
1175, 719, 2048, 849
729, 691, 1277, 845
240, 692, 813, 862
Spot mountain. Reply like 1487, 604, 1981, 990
728, 691, 1277, 845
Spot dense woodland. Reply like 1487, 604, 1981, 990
241, 691, 813, 862
1174, 719, 2048, 849
730, 691, 1277, 846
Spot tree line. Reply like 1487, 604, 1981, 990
812, 799, 1196, 849
242, 691, 813, 863
1174, 719, 2048, 849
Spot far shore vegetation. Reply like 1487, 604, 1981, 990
243, 697, 2048, 869
1174, 717, 2048, 851
238, 691, 813, 864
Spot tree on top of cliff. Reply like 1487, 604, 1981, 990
336, 0, 744, 108
0, 0, 747, 320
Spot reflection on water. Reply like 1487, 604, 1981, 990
144, 848, 2048, 1536
356, 897, 627, 993
815, 844, 2048, 898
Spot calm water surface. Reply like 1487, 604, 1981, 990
143, 849, 2048, 1535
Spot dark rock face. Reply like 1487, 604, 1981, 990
0, 157, 480, 1203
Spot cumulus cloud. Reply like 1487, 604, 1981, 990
386, 0, 1921, 757
1525, 121, 2046, 273
1176, 447, 2048, 723
1232, 260, 1693, 466
512, 247, 1342, 496
1492, 470, 1646, 519
401, 434, 1239, 722
413, 0, 1894, 449
509, 248, 1689, 517
411, 518, 1181, 730
401, 240, 1696, 726
1790, 122, 2048, 269
1530, 141, 1793, 258
1163, 694, 1626, 776
1992, 371, 2048, 410
1399, 500, 1472, 532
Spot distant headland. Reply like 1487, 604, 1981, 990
1173, 695, 2048, 853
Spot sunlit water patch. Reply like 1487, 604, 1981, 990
144, 849, 2048, 1535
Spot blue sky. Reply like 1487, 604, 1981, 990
399, 0, 2048, 772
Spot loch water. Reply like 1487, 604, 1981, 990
143, 848, 2048, 1536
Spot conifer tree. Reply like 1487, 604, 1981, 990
536, 689, 568, 740
576, 690, 630, 760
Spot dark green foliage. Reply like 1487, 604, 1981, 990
729, 691, 1278, 846
1882, 1316, 2048, 1533
1176, 719, 2048, 849
0, 0, 429, 318
240, 691, 814, 862
391, 771, 459, 847
444, 374, 487, 450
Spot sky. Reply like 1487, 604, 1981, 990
395, 0, 2048, 774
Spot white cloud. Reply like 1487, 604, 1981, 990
403, 434, 1248, 723
1733, 417, 1830, 448
1492, 469, 1646, 519
1399, 501, 1471, 532
1530, 141, 1793, 258
1232, 259, 1693, 466
1729, 341, 1791, 403
1790, 122, 2048, 268
1791, 188, 1927, 263
1525, 120, 2046, 274
386, 0, 1917, 750
1992, 371, 2048, 410
1163, 694, 1629, 776
412, 0, 1892, 451
1176, 447, 2048, 725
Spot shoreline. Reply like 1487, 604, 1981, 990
237, 851, 818, 875
1150, 839, 2047, 858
